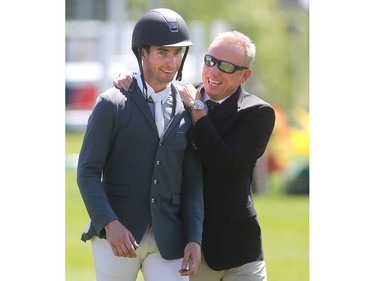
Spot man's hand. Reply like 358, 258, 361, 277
179, 242, 201, 276
113, 73, 133, 90
177, 84, 205, 125
104, 220, 139, 258
176, 84, 201, 108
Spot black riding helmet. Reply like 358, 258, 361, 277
132, 8, 193, 86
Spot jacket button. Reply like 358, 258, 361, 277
153, 179, 158, 184
156, 160, 160, 165
151, 198, 155, 203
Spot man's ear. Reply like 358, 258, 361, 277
140, 48, 147, 59
241, 69, 252, 83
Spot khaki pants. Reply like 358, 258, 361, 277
91, 225, 188, 281
191, 255, 267, 281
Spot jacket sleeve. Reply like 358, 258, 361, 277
76, 93, 119, 235
181, 143, 204, 245
189, 105, 275, 175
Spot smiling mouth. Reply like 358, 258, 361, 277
208, 78, 221, 86
161, 68, 174, 74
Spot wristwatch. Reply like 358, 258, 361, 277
188, 100, 205, 112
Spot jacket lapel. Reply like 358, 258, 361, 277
127, 88, 160, 136
162, 83, 185, 138
128, 83, 187, 139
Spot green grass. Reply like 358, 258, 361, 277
256, 195, 309, 281
66, 132, 309, 281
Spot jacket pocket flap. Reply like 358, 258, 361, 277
228, 202, 257, 223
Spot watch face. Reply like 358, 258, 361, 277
194, 100, 205, 110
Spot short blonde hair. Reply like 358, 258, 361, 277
210, 30, 256, 68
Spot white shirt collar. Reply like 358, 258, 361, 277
202, 92, 228, 104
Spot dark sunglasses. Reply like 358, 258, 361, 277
204, 54, 249, 74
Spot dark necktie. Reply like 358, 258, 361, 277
205, 100, 219, 111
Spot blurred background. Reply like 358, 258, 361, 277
65, 0, 309, 280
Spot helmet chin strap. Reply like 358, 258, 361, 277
136, 47, 148, 97
176, 46, 189, 81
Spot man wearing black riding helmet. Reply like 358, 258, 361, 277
77, 8, 204, 281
